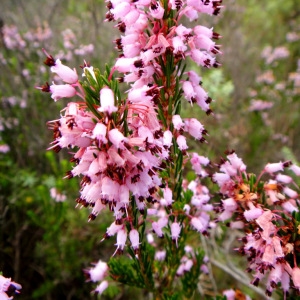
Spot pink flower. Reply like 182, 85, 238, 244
172, 36, 187, 54
182, 81, 196, 103
292, 267, 300, 290
275, 173, 292, 184
114, 228, 127, 255
176, 135, 188, 151
255, 210, 273, 230
50, 187, 66, 202
243, 202, 263, 221
149, 2, 164, 19
184, 118, 204, 141
111, 2, 131, 20
0, 144, 10, 153
283, 186, 298, 199
50, 59, 78, 84
172, 115, 184, 130
114, 57, 136, 73
227, 152, 246, 172
161, 187, 173, 207
104, 222, 122, 239
99, 87, 117, 114
0, 274, 22, 299
94, 280, 109, 295
163, 130, 173, 147
92, 123, 108, 143
108, 129, 128, 149
190, 217, 206, 233
155, 250, 166, 261
264, 162, 284, 174
184, 259, 193, 271
87, 260, 109, 282
189, 48, 215, 68
49, 83, 77, 101
289, 164, 300, 176
186, 70, 202, 86
222, 289, 236, 300
152, 217, 168, 238
129, 229, 140, 251
171, 222, 181, 246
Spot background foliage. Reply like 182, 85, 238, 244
0, 0, 299, 299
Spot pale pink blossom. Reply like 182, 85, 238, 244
189, 48, 215, 68
114, 57, 136, 73
92, 123, 108, 143
176, 135, 188, 151
171, 222, 181, 246
182, 7, 198, 21
185, 70, 202, 86
264, 162, 284, 174
111, 2, 131, 20
129, 229, 140, 250
0, 144, 10, 153
283, 186, 298, 199
175, 24, 192, 38
0, 275, 21, 299
292, 267, 300, 290
163, 130, 173, 147
184, 259, 193, 271
161, 187, 173, 207
290, 164, 300, 176
147, 233, 154, 244
184, 118, 204, 140
182, 81, 196, 102
172, 115, 184, 130
172, 36, 187, 54
50, 187, 66, 202
282, 200, 298, 213
248, 100, 273, 111
243, 202, 263, 221
108, 129, 128, 149
155, 250, 166, 261
94, 280, 109, 295
99, 87, 117, 114
105, 222, 122, 238
149, 2, 164, 19
114, 228, 127, 254
222, 289, 236, 300
88, 260, 109, 282
50, 84, 77, 101
227, 152, 246, 172
50, 59, 78, 84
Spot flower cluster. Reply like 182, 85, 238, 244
213, 151, 300, 297
108, 0, 222, 115
40, 0, 300, 298
41, 0, 222, 243
40, 0, 224, 295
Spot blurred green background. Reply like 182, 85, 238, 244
0, 0, 299, 299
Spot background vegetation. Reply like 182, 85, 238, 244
0, 0, 299, 299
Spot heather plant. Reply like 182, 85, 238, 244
35, 1, 300, 300
0, 1, 299, 299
